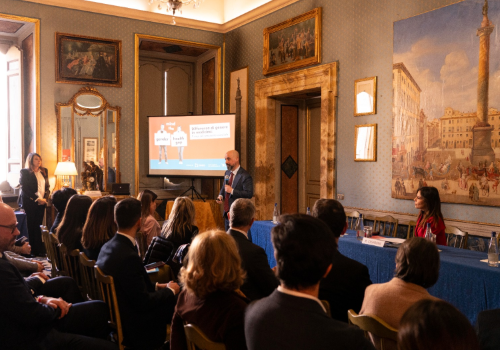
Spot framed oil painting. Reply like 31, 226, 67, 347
354, 76, 377, 116
83, 137, 98, 163
55, 32, 122, 87
230, 66, 248, 169
392, 0, 500, 207
263, 7, 321, 76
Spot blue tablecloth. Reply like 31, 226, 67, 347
250, 221, 500, 324
15, 211, 28, 238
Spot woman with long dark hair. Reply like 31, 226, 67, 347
138, 189, 161, 246
19, 153, 50, 256
81, 196, 117, 260
414, 186, 446, 245
50, 187, 77, 233
56, 194, 92, 251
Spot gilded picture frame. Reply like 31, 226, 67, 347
354, 76, 377, 116
354, 124, 377, 162
83, 137, 98, 163
263, 8, 321, 76
55, 32, 122, 87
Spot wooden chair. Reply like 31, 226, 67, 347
184, 323, 226, 350
95, 266, 125, 350
346, 211, 361, 230
41, 226, 55, 271
445, 226, 468, 249
59, 243, 84, 297
79, 252, 101, 300
406, 221, 417, 240
48, 233, 66, 276
347, 309, 398, 350
136, 231, 148, 259
374, 215, 399, 237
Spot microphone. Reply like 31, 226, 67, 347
225, 175, 229, 184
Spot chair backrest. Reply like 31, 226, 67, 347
59, 243, 82, 287
406, 221, 417, 240
79, 252, 101, 300
184, 323, 226, 350
48, 233, 66, 276
346, 211, 361, 230
374, 215, 399, 237
41, 225, 55, 267
348, 309, 398, 350
135, 231, 148, 259
95, 266, 124, 350
445, 226, 468, 249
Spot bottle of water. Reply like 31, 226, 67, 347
272, 203, 278, 224
425, 223, 433, 242
356, 214, 364, 240
488, 231, 498, 267
306, 207, 311, 215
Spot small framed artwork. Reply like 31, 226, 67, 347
263, 8, 321, 76
55, 32, 122, 87
83, 137, 98, 162
230, 66, 249, 168
354, 76, 377, 116
354, 124, 377, 162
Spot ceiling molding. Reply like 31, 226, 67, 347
21, 0, 299, 33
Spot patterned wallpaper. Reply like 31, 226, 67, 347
1, 0, 223, 195
224, 0, 500, 225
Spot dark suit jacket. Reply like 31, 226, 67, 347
245, 290, 376, 350
319, 249, 372, 323
219, 167, 253, 212
19, 167, 50, 207
171, 289, 248, 350
96, 234, 176, 349
228, 229, 279, 301
476, 308, 500, 350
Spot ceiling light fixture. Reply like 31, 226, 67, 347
149, 0, 204, 25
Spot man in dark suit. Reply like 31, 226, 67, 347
216, 150, 253, 231
245, 214, 375, 350
0, 203, 116, 350
97, 198, 180, 350
313, 199, 372, 322
476, 308, 500, 350
227, 198, 279, 301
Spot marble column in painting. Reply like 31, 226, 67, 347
471, 0, 495, 165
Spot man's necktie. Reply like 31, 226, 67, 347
224, 172, 234, 213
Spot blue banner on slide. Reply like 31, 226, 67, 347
151, 159, 226, 170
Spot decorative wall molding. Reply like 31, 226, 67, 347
345, 206, 500, 238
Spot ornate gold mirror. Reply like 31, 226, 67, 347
56, 86, 120, 191
354, 124, 377, 162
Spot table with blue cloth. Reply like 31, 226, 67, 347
250, 221, 500, 324
15, 211, 28, 239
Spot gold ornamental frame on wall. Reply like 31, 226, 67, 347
55, 32, 122, 87
354, 76, 377, 116
263, 7, 321, 76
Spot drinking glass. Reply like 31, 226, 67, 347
363, 226, 373, 238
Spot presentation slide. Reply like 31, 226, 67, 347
148, 114, 235, 177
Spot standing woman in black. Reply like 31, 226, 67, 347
19, 152, 50, 256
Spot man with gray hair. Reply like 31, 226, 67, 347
228, 198, 278, 301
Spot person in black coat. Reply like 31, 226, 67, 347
216, 150, 253, 231
228, 198, 279, 301
19, 153, 50, 256
476, 308, 500, 350
244, 214, 375, 350
312, 199, 372, 322
96, 198, 180, 350
50, 187, 77, 233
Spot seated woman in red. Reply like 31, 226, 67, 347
414, 186, 446, 245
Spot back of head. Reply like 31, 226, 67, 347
115, 198, 142, 231
164, 196, 195, 239
395, 237, 440, 288
138, 190, 157, 219
52, 187, 77, 213
82, 196, 117, 249
229, 198, 255, 228
312, 199, 346, 238
272, 214, 336, 289
180, 230, 245, 298
57, 194, 93, 248
398, 299, 479, 350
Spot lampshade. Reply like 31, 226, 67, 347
54, 162, 78, 176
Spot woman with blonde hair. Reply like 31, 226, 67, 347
137, 189, 160, 246
170, 230, 248, 350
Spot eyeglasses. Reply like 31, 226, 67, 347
0, 223, 18, 234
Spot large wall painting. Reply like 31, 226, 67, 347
392, 0, 500, 207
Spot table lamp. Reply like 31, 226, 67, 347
54, 161, 78, 188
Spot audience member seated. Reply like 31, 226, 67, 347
170, 230, 249, 350
312, 199, 372, 323
476, 308, 500, 350
228, 198, 279, 301
0, 203, 116, 350
82, 196, 117, 260
50, 187, 77, 233
5, 241, 45, 276
360, 237, 440, 350
146, 196, 198, 277
56, 194, 92, 251
138, 190, 161, 246
97, 198, 180, 350
398, 299, 480, 350
245, 214, 375, 350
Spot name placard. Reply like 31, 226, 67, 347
362, 237, 386, 247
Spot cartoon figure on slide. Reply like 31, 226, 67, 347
155, 124, 170, 165
172, 126, 187, 164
